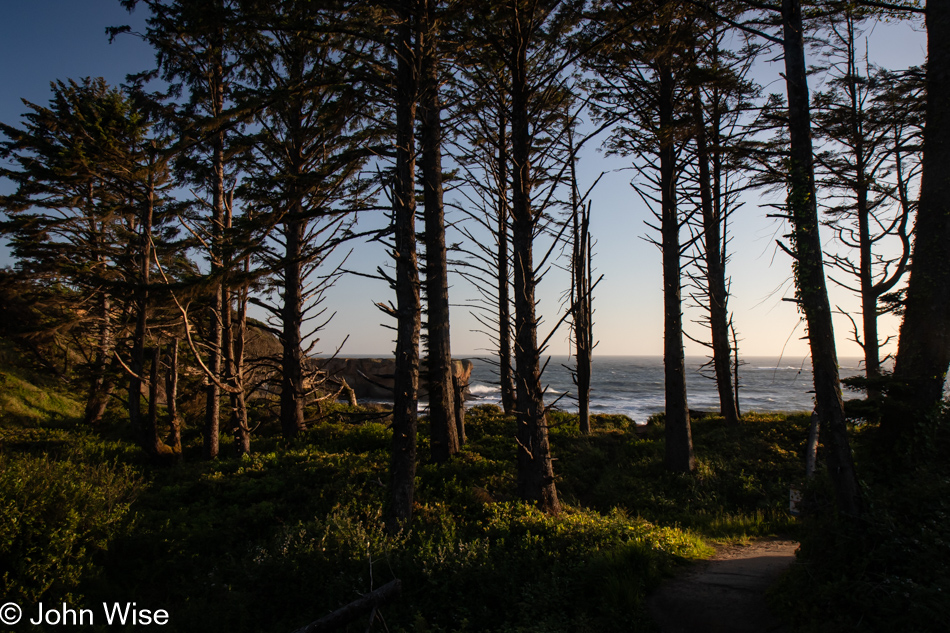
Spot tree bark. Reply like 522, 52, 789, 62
420, 0, 459, 463
129, 170, 155, 443
204, 129, 225, 461
692, 88, 740, 425
228, 272, 252, 455
782, 0, 861, 517
203, 6, 227, 461
885, 1, 950, 440
497, 111, 516, 415
281, 212, 308, 439
510, 3, 560, 514
84, 292, 114, 425
388, 0, 422, 530
165, 338, 182, 455
569, 143, 593, 435
143, 345, 164, 457
453, 371, 466, 445
659, 49, 694, 473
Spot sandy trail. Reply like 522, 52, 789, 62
647, 538, 798, 633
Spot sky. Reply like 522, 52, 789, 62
0, 1, 928, 360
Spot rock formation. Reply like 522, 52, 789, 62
312, 357, 473, 402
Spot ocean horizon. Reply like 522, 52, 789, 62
463, 355, 868, 424
317, 353, 871, 423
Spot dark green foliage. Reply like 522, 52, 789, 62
79, 409, 710, 633
771, 418, 950, 633
0, 455, 139, 604
0, 344, 821, 633
551, 411, 806, 538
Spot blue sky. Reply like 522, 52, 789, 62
0, 1, 927, 359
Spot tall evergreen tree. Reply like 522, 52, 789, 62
584, 0, 697, 472
884, 0, 950, 444
682, 20, 758, 426
237, 0, 375, 441
812, 10, 920, 395
114, 0, 245, 459
419, 0, 460, 462
0, 78, 131, 426
450, 15, 518, 415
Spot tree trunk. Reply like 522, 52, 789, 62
143, 345, 164, 457
281, 213, 308, 439
885, 1, 950, 441
204, 134, 225, 461
659, 51, 694, 473
453, 371, 467, 445
388, 1, 422, 530
420, 0, 459, 463
203, 11, 227, 461
497, 111, 516, 415
129, 291, 146, 437
165, 339, 182, 456
569, 142, 593, 435
510, 5, 560, 514
227, 278, 251, 456
692, 88, 740, 425
129, 172, 155, 441
84, 292, 114, 425
782, 0, 861, 517
233, 265, 252, 454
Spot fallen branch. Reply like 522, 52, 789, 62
291, 579, 402, 633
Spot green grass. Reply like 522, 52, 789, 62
548, 410, 806, 539
0, 340, 83, 425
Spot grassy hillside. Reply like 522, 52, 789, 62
0, 340, 82, 425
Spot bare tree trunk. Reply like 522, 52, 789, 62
203, 10, 227, 461
731, 321, 741, 417
453, 371, 466, 445
692, 88, 740, 425
806, 410, 820, 479
85, 377, 116, 427
510, 6, 560, 514
85, 292, 114, 425
129, 172, 156, 442
281, 213, 307, 439
659, 52, 694, 473
885, 1, 950, 442
204, 133, 224, 461
782, 0, 861, 517
227, 274, 251, 455
574, 214, 593, 436
165, 338, 182, 455
569, 141, 593, 435
497, 111, 516, 415
388, 1, 422, 530
129, 287, 146, 437
420, 0, 459, 463
143, 345, 164, 457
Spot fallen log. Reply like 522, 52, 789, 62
291, 579, 402, 633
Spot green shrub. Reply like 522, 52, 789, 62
770, 420, 950, 632
0, 454, 140, 602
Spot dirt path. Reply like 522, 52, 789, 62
647, 538, 798, 633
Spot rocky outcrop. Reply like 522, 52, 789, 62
312, 357, 474, 402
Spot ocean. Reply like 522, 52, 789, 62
464, 355, 867, 424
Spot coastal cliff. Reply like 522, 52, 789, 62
312, 357, 474, 401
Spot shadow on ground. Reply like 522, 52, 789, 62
648, 538, 798, 633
